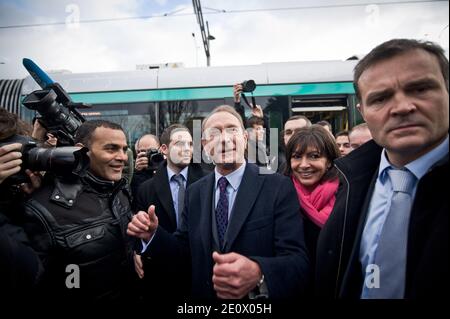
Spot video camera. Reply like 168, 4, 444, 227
22, 58, 90, 146
0, 59, 91, 192
0, 134, 89, 189
146, 148, 164, 170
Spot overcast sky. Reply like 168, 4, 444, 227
0, 0, 448, 79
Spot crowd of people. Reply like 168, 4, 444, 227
0, 38, 448, 303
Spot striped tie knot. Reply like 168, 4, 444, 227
387, 169, 416, 194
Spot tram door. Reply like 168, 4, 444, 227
290, 95, 351, 134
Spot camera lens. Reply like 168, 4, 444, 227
241, 80, 256, 93
25, 146, 89, 176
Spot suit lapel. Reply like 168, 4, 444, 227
199, 173, 215, 255
186, 163, 204, 187
224, 164, 264, 252
340, 170, 379, 297
154, 164, 177, 227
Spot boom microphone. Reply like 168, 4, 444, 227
22, 58, 54, 89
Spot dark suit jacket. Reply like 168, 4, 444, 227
316, 140, 449, 299
133, 162, 205, 300
134, 162, 206, 232
144, 163, 310, 299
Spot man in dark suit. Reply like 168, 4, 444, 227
134, 125, 205, 233
128, 105, 310, 299
133, 124, 205, 299
316, 39, 449, 299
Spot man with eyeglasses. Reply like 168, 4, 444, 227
127, 105, 310, 300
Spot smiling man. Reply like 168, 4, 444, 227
21, 120, 136, 301
316, 39, 449, 299
128, 105, 310, 299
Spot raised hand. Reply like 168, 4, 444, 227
127, 205, 159, 241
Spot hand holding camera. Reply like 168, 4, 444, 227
234, 80, 257, 109
135, 148, 164, 171
0, 142, 42, 194
0, 143, 23, 185
135, 151, 149, 171
233, 83, 243, 103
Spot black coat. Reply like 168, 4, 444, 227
315, 140, 449, 299
0, 211, 42, 299
21, 172, 135, 301
130, 168, 156, 207
133, 162, 206, 300
144, 163, 310, 299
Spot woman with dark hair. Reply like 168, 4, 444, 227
284, 125, 340, 268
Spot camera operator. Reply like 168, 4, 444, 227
31, 118, 57, 148
0, 107, 43, 299
20, 119, 136, 301
0, 144, 43, 299
133, 124, 205, 300
130, 134, 161, 199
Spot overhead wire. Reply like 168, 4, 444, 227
0, 0, 447, 29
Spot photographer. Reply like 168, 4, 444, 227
233, 82, 266, 123
233, 83, 275, 171
31, 118, 57, 147
21, 119, 136, 301
130, 134, 161, 199
0, 146, 43, 299
0, 107, 43, 299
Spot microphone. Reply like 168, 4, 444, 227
22, 58, 54, 89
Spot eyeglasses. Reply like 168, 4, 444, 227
203, 127, 242, 140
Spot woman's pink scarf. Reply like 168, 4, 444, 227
292, 175, 339, 228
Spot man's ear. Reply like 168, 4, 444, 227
243, 130, 249, 150
160, 144, 169, 156
201, 138, 212, 157
356, 103, 366, 121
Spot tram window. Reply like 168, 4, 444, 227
80, 102, 157, 146
291, 95, 350, 133
159, 99, 225, 133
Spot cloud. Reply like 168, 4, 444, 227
0, 0, 448, 79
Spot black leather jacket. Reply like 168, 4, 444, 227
22, 172, 135, 301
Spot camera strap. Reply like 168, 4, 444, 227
241, 93, 256, 109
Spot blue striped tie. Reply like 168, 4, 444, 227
368, 168, 416, 299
